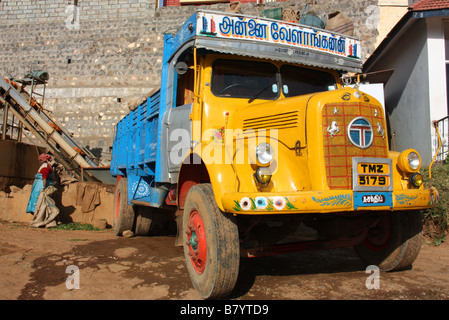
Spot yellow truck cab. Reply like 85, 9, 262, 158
111, 10, 438, 299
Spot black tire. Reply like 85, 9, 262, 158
113, 177, 135, 236
134, 206, 154, 236
354, 211, 423, 271
182, 184, 240, 299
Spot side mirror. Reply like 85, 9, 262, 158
175, 61, 189, 75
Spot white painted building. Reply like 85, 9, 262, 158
364, 0, 449, 165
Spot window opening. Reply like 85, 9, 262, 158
211, 60, 278, 101
280, 65, 336, 98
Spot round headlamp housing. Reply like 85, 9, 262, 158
255, 142, 274, 166
398, 149, 421, 173
254, 167, 272, 185
410, 173, 423, 188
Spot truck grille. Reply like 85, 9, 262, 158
243, 111, 299, 131
322, 102, 388, 190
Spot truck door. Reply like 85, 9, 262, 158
166, 59, 195, 178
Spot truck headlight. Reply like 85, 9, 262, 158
398, 149, 421, 173
255, 143, 274, 165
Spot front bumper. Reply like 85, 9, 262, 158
222, 187, 438, 214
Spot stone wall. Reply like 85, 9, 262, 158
0, 0, 380, 163
0, 0, 156, 24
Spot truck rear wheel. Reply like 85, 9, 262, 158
182, 184, 240, 299
354, 211, 423, 271
113, 177, 135, 236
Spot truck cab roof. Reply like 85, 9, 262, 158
164, 10, 363, 74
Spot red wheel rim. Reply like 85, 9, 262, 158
363, 215, 392, 252
186, 210, 207, 274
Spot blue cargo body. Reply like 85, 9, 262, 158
111, 91, 160, 177
110, 12, 200, 207
111, 89, 164, 206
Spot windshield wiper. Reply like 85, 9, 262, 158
248, 84, 273, 103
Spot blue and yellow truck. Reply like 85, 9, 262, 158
110, 10, 438, 299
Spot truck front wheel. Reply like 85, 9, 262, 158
182, 184, 240, 299
113, 177, 135, 236
354, 211, 423, 271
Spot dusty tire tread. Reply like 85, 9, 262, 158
183, 183, 239, 299
355, 211, 423, 271
113, 177, 135, 236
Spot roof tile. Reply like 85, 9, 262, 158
410, 0, 449, 11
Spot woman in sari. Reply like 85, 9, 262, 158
26, 153, 53, 214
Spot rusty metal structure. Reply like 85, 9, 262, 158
0, 71, 104, 182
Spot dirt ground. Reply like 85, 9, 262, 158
1, 220, 448, 301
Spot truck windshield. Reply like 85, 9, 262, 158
280, 65, 336, 97
211, 60, 278, 100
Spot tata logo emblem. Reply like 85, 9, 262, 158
348, 117, 373, 149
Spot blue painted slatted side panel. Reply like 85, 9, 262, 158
110, 89, 161, 177
136, 101, 147, 165
126, 108, 137, 170
115, 117, 127, 171
145, 90, 160, 164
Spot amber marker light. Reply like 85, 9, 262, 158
410, 173, 423, 188
254, 167, 272, 185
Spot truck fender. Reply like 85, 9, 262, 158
177, 152, 235, 212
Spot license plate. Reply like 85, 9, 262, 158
352, 158, 393, 192
357, 163, 390, 175
357, 175, 389, 187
